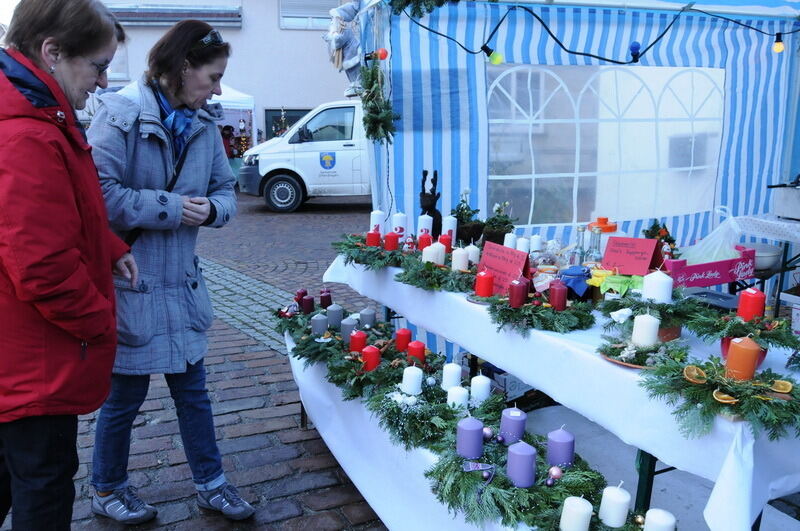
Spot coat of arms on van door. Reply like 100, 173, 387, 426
320, 152, 336, 170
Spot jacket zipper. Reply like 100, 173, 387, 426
80, 341, 87, 360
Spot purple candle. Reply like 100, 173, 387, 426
547, 425, 575, 467
295, 288, 307, 302
456, 417, 484, 459
506, 441, 537, 488
320, 292, 333, 309
301, 295, 315, 315
499, 407, 527, 445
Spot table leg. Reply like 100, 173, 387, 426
300, 402, 308, 430
468, 355, 479, 378
774, 243, 790, 316
751, 510, 762, 531
635, 449, 657, 513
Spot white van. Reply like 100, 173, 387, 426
238, 100, 370, 212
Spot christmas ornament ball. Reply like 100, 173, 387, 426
548, 466, 563, 479
496, 435, 505, 444
426, 376, 437, 386
545, 477, 555, 487
482, 470, 491, 480
634, 514, 646, 526
482, 427, 494, 441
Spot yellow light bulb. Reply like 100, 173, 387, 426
489, 51, 504, 65
773, 41, 785, 53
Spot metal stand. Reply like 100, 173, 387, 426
634, 450, 675, 513
300, 402, 308, 430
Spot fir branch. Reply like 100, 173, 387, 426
597, 290, 714, 331
332, 234, 407, 270
486, 297, 595, 336
685, 312, 800, 351
597, 336, 689, 368
395, 259, 476, 292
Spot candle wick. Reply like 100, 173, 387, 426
560, 424, 565, 430
618, 480, 624, 488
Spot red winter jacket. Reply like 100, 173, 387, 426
0, 48, 129, 422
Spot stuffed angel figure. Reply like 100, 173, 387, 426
323, 1, 362, 97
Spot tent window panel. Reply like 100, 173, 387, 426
280, 0, 338, 30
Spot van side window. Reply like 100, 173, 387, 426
304, 107, 355, 142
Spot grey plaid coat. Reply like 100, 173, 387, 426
88, 79, 236, 375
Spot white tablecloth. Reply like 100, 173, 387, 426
285, 334, 513, 530
323, 256, 800, 531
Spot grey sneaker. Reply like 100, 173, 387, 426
92, 486, 157, 524
197, 483, 255, 520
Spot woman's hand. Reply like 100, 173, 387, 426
181, 196, 211, 226
113, 252, 138, 287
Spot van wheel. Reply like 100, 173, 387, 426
263, 174, 303, 212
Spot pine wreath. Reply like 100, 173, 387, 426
597, 290, 714, 332
332, 233, 407, 269
685, 312, 800, 351
394, 258, 477, 292
361, 61, 398, 143
485, 296, 595, 335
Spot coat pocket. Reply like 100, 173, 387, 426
185, 260, 214, 332
113, 275, 157, 346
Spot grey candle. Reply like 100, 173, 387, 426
310, 314, 328, 336
506, 441, 536, 488
340, 318, 357, 345
456, 417, 484, 459
359, 307, 376, 328
326, 304, 344, 330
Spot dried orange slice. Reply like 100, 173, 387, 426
754, 395, 774, 401
683, 365, 708, 385
770, 380, 793, 393
713, 389, 739, 404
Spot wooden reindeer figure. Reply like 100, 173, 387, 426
419, 170, 442, 238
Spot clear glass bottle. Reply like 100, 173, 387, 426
567, 225, 586, 266
582, 226, 603, 268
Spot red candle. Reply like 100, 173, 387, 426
407, 340, 426, 366
301, 295, 315, 314
294, 288, 307, 302
320, 287, 331, 294
319, 292, 332, 308
417, 233, 433, 250
549, 279, 567, 311
725, 336, 761, 380
737, 288, 766, 322
349, 330, 367, 353
475, 271, 494, 297
438, 234, 452, 254
508, 277, 530, 308
361, 345, 381, 372
383, 231, 399, 251
395, 328, 412, 352
366, 231, 381, 247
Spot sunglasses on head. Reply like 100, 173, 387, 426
197, 29, 224, 47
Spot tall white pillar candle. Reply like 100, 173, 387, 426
559, 496, 593, 531
631, 314, 661, 348
429, 242, 446, 265
470, 372, 492, 406
369, 210, 385, 235
503, 232, 517, 249
643, 508, 676, 531
391, 212, 407, 238
421, 246, 438, 264
442, 215, 458, 241
447, 386, 469, 409
451, 248, 469, 271
465, 243, 481, 264
516, 237, 530, 254
441, 363, 462, 391
642, 270, 673, 304
598, 482, 632, 528
400, 366, 423, 396
417, 214, 433, 236
530, 234, 544, 251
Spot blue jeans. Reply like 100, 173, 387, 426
92, 360, 225, 492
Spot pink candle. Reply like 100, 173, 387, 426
349, 330, 367, 353
407, 340, 426, 366
395, 328, 412, 352
475, 271, 494, 297
438, 234, 452, 254
383, 231, 399, 251
417, 233, 433, 250
362, 345, 381, 372
366, 231, 381, 247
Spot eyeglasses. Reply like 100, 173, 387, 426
86, 57, 111, 76
197, 29, 224, 47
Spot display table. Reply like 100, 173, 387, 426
324, 256, 800, 531
285, 334, 512, 530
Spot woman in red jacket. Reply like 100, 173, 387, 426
0, 1, 136, 528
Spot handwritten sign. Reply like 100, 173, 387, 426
601, 237, 659, 275
477, 241, 530, 295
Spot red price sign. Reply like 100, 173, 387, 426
477, 241, 530, 295
601, 237, 660, 275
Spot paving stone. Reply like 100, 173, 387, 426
236, 445, 302, 468
288, 454, 338, 473
277, 428, 321, 444
342, 502, 379, 526
253, 499, 304, 524
227, 462, 293, 486
222, 417, 296, 438
299, 484, 363, 511
277, 511, 347, 531
263, 470, 341, 499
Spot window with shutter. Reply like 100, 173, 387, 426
280, 0, 339, 30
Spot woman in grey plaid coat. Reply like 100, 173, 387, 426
87, 20, 254, 523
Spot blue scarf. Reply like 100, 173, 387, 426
151, 81, 195, 159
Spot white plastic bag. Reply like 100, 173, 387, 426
679, 208, 742, 265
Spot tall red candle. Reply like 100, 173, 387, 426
295, 288, 307, 302
475, 271, 494, 297
349, 330, 367, 353
301, 295, 315, 314
366, 231, 381, 247
361, 345, 381, 372
737, 288, 766, 322
319, 292, 332, 308
395, 328, 412, 352
417, 233, 433, 250
508, 277, 530, 308
438, 234, 452, 254
407, 340, 426, 366
383, 231, 399, 251
549, 279, 567, 311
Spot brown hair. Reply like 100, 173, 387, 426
6, 0, 125, 65
146, 20, 231, 94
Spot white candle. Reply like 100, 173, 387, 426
516, 237, 530, 254
503, 232, 517, 248
598, 482, 631, 528
441, 363, 462, 391
447, 386, 469, 409
369, 209, 385, 235
391, 212, 407, 238
465, 243, 481, 264
429, 242, 446, 265
642, 270, 673, 304
442, 215, 458, 241
643, 508, 676, 531
470, 372, 492, 406
530, 234, 544, 251
559, 496, 593, 531
417, 214, 433, 236
631, 314, 660, 348
400, 366, 423, 396
421, 246, 438, 264
451, 248, 469, 271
